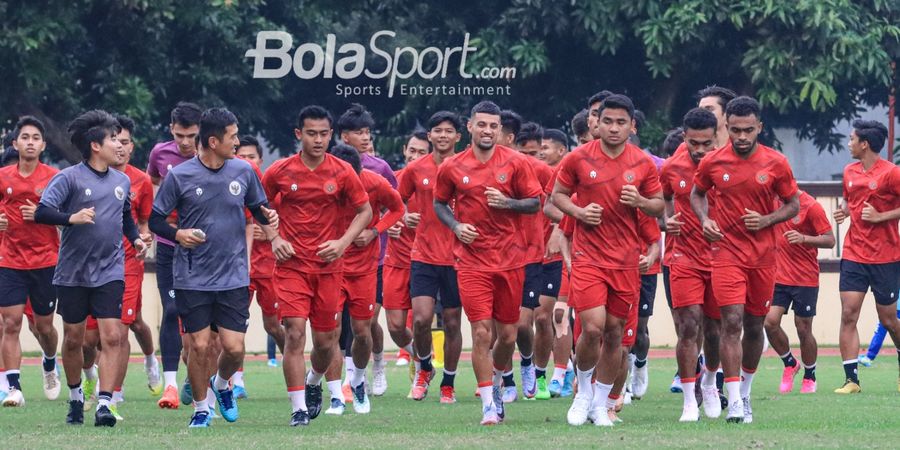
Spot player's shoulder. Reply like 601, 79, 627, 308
125, 164, 150, 182
0, 164, 14, 176
265, 155, 293, 175
149, 140, 176, 156
36, 162, 59, 176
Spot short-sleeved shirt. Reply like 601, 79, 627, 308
638, 211, 662, 275
384, 169, 415, 269
519, 157, 554, 264
40, 163, 131, 287
121, 164, 153, 275
660, 144, 712, 270
147, 141, 194, 246
0, 163, 59, 269
153, 157, 267, 291
555, 141, 663, 270
398, 153, 457, 266
361, 152, 397, 266
433, 145, 543, 271
841, 158, 900, 264
775, 191, 832, 286
342, 169, 404, 275
262, 153, 369, 274
693, 143, 798, 268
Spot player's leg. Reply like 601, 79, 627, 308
567, 264, 607, 426
410, 262, 439, 400
27, 267, 61, 400
130, 311, 160, 393
590, 303, 627, 427
382, 265, 413, 395
440, 305, 462, 403
323, 312, 346, 414
0, 304, 26, 407
631, 274, 656, 400
765, 284, 800, 394
155, 244, 182, 408
514, 262, 542, 401
81, 318, 100, 410
674, 305, 702, 421
836, 260, 870, 392
208, 288, 251, 422
174, 288, 216, 426
794, 309, 817, 393
369, 266, 386, 395
533, 296, 555, 400
869, 262, 900, 392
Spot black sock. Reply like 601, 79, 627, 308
536, 368, 546, 379
440, 370, 456, 388
715, 371, 724, 392
843, 361, 859, 384
42, 356, 56, 373
420, 355, 433, 373
634, 358, 647, 369
781, 352, 797, 368
803, 364, 816, 381
694, 359, 702, 376
7, 372, 21, 390
520, 354, 533, 367
502, 373, 516, 387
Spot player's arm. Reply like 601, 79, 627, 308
318, 202, 373, 263
484, 187, 540, 213
620, 186, 664, 217
784, 229, 835, 248
543, 197, 564, 223
434, 199, 478, 244
551, 181, 602, 226
690, 185, 723, 242
355, 183, 404, 247
742, 194, 799, 231
833, 197, 850, 224
639, 241, 660, 274
860, 202, 900, 224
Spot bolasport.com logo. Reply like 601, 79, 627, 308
244, 31, 516, 98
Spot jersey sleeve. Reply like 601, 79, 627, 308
39, 171, 72, 210
555, 153, 578, 191
806, 201, 833, 237
639, 158, 663, 198
660, 163, 674, 197
152, 171, 180, 216
374, 178, 405, 234
514, 158, 543, 199
560, 214, 575, 237
433, 162, 454, 203
137, 179, 154, 221
147, 148, 161, 179
692, 157, 713, 192
638, 212, 662, 245
773, 157, 799, 200
888, 166, 900, 196
342, 167, 369, 209
244, 166, 268, 208
397, 165, 416, 202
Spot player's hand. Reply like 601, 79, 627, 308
577, 203, 603, 226
702, 218, 723, 242
20, 199, 37, 222
553, 302, 570, 338
261, 205, 279, 230
666, 212, 684, 235
353, 228, 378, 247
485, 187, 509, 209
140, 232, 153, 246
271, 235, 295, 262
783, 230, 806, 245
638, 254, 651, 274
619, 185, 645, 208
69, 207, 96, 225
133, 238, 149, 259
833, 207, 849, 224
0, 213, 7, 231
317, 239, 348, 263
404, 212, 421, 229
453, 223, 478, 244
252, 224, 265, 241
175, 228, 205, 249
861, 202, 882, 223
545, 232, 561, 259
741, 208, 770, 231
387, 222, 403, 238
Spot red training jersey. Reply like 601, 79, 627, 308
521, 156, 554, 264
121, 165, 153, 275
342, 169, 404, 275
775, 191, 832, 287
841, 158, 900, 264
638, 211, 662, 275
384, 169, 415, 269
0, 163, 60, 269
660, 144, 713, 270
398, 153, 457, 266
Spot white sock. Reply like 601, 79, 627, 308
725, 380, 740, 403
98, 394, 111, 409
351, 364, 367, 387
214, 373, 230, 391
163, 371, 177, 388
327, 380, 343, 401
206, 387, 216, 409
682, 381, 697, 409
566, 359, 574, 371
373, 352, 384, 368
307, 370, 324, 386
289, 389, 307, 412
414, 359, 421, 372
144, 354, 156, 368
551, 365, 566, 382
739, 369, 755, 398
343, 358, 354, 386
0, 370, 7, 392
593, 382, 612, 410
492, 367, 504, 387
702, 366, 718, 388
403, 344, 414, 356
69, 384, 84, 402
478, 384, 493, 409
605, 393, 617, 410
194, 400, 209, 414
575, 366, 595, 396
83, 365, 98, 381
113, 389, 124, 404
232, 370, 244, 388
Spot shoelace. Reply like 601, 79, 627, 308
218, 390, 235, 410
354, 384, 366, 402
45, 372, 58, 388
415, 371, 430, 387
191, 412, 210, 425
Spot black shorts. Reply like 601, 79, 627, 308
772, 284, 818, 317
175, 287, 251, 334
839, 260, 900, 306
410, 261, 461, 308
522, 262, 543, 309
0, 267, 57, 315
376, 264, 384, 305
56, 281, 124, 324
639, 274, 658, 317
662, 265, 673, 310
540, 261, 563, 298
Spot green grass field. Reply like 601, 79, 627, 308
2, 355, 899, 449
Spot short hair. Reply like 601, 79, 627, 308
337, 103, 375, 133
114, 114, 136, 136
238, 135, 262, 158
68, 110, 121, 160
470, 101, 502, 119
633, 110, 646, 132
199, 107, 238, 149
1, 147, 19, 166
2, 129, 17, 149
588, 90, 613, 107
852, 119, 889, 153
408, 126, 428, 144
725, 96, 761, 119
500, 109, 522, 136
696, 85, 737, 112
659, 127, 685, 157
516, 122, 543, 146
297, 105, 333, 129
14, 115, 46, 138
170, 102, 202, 128
571, 109, 589, 137
543, 128, 569, 148
328, 142, 362, 174
426, 111, 462, 132
682, 108, 718, 132
598, 94, 635, 119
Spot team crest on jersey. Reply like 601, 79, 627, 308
423, 178, 430, 186
623, 170, 635, 183
290, 183, 298, 191
497, 173, 507, 183
868, 181, 878, 190
85, 188, 92, 196
679, 180, 686, 189
129, 190, 136, 200
792, 216, 801, 224
589, 170, 597, 179
195, 187, 203, 196
723, 173, 730, 182
324, 182, 336, 193
114, 186, 125, 201
756, 171, 769, 184
462, 176, 470, 184
229, 181, 242, 196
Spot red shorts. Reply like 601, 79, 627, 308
569, 263, 639, 320
86, 273, 143, 330
711, 265, 775, 317
457, 268, 524, 324
621, 301, 639, 347
275, 269, 343, 332
670, 264, 720, 320
250, 277, 278, 316
382, 265, 411, 311
342, 271, 377, 321
559, 265, 570, 299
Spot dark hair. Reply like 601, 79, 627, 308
598, 94, 635, 119
238, 135, 262, 158
426, 111, 462, 132
329, 142, 362, 174
725, 96, 761, 119
515, 122, 543, 146
500, 109, 522, 136
470, 100, 502, 119
1, 147, 19, 166
68, 110, 121, 160
682, 107, 718, 132
297, 105, 334, 129
199, 107, 238, 149
588, 90, 613, 108
696, 85, 737, 112
571, 109, 589, 137
408, 126, 428, 143
337, 103, 375, 133
852, 119, 889, 153
114, 114, 136, 136
659, 127, 685, 157
543, 128, 569, 149
170, 102, 202, 128
2, 129, 17, 149
14, 115, 46, 138
633, 110, 646, 132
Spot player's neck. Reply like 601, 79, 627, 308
199, 148, 226, 170
432, 148, 453, 165
111, 162, 128, 172
472, 145, 495, 163
300, 151, 324, 169
860, 152, 881, 170
17, 158, 39, 176
600, 140, 626, 158
177, 145, 197, 158
87, 158, 109, 173
715, 128, 729, 149
732, 143, 759, 160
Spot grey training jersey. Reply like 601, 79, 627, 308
153, 157, 267, 291
40, 163, 131, 287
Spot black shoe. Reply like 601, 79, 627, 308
305, 382, 323, 419
66, 400, 84, 425
290, 409, 311, 426
95, 405, 117, 427
719, 393, 728, 411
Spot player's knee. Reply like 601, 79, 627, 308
2, 316, 22, 334
763, 315, 781, 333
471, 324, 492, 346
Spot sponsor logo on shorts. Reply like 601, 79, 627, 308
529, 291, 535, 298
547, 283, 553, 289
169, 290, 175, 298
127, 308, 134, 316
623, 171, 635, 183
627, 329, 633, 337
196, 187, 203, 196
85, 188, 92, 196
369, 304, 374, 311
805, 305, 811, 311
49, 301, 54, 308
229, 181, 242, 196
642, 304, 648, 310
114, 186, 126, 201
274, 302, 279, 309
